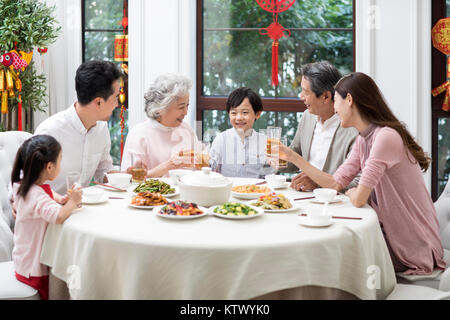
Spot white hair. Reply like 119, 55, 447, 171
144, 73, 192, 120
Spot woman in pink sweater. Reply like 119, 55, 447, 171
121, 73, 204, 177
277, 72, 445, 275
11, 135, 82, 299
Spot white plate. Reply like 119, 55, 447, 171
128, 203, 160, 209
209, 204, 264, 220
267, 182, 290, 189
310, 195, 345, 204
249, 202, 300, 213
82, 194, 109, 205
298, 216, 333, 228
153, 205, 208, 219
230, 191, 268, 200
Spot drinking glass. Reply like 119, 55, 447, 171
278, 137, 288, 169
66, 172, 82, 208
266, 126, 282, 157
66, 172, 81, 191
130, 153, 146, 183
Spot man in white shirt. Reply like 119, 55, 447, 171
34, 60, 122, 194
286, 61, 359, 191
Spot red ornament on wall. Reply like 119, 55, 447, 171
256, 0, 296, 87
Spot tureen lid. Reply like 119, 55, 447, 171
180, 167, 230, 187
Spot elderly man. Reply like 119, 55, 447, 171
286, 61, 359, 191
34, 60, 122, 194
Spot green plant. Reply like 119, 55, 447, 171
0, 0, 60, 129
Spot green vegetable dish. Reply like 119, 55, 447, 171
213, 202, 258, 216
133, 179, 176, 195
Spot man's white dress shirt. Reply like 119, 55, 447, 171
308, 114, 340, 170
34, 103, 113, 194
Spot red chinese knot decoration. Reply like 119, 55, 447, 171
431, 18, 450, 111
256, 0, 296, 86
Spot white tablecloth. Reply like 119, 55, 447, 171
40, 177, 396, 300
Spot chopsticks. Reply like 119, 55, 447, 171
92, 181, 127, 192
255, 181, 267, 185
293, 196, 315, 201
298, 213, 362, 220
109, 196, 125, 199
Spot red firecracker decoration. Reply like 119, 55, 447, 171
114, 0, 128, 161
256, 0, 296, 86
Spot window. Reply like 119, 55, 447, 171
432, 0, 450, 200
197, 0, 354, 145
82, 0, 128, 165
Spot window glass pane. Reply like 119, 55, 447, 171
203, 0, 353, 29
84, 0, 123, 30
84, 32, 117, 61
202, 110, 302, 146
203, 30, 352, 97
447, 0, 450, 17
438, 118, 450, 196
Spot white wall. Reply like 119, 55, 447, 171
34, 0, 82, 129
356, 0, 432, 188
128, 0, 197, 130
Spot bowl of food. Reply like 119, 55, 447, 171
178, 167, 232, 207
106, 173, 132, 189
230, 184, 271, 199
250, 192, 295, 212
132, 179, 177, 196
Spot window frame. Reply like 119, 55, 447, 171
431, 0, 448, 201
196, 0, 356, 123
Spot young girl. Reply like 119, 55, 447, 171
11, 134, 82, 300
276, 72, 445, 275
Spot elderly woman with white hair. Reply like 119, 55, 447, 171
121, 73, 203, 177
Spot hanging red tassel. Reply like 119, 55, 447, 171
256, 1, 295, 87
259, 20, 290, 87
272, 41, 279, 86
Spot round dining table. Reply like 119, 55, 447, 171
40, 177, 396, 300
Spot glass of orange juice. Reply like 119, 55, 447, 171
266, 126, 281, 157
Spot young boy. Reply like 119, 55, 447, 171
209, 87, 272, 178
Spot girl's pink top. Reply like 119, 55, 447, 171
120, 119, 203, 174
334, 124, 446, 275
12, 183, 61, 277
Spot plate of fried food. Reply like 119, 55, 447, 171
209, 202, 264, 220
250, 192, 299, 213
154, 200, 207, 219
129, 192, 168, 209
230, 184, 272, 200
131, 179, 179, 197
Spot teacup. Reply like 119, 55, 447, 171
106, 173, 132, 188
82, 188, 105, 203
265, 174, 287, 188
307, 212, 332, 225
313, 188, 337, 203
